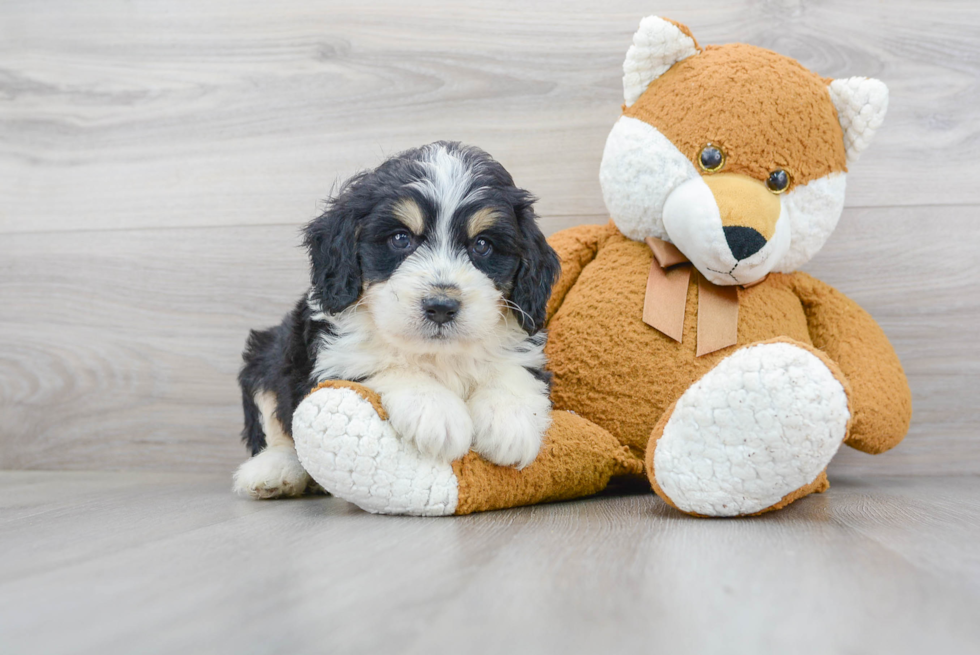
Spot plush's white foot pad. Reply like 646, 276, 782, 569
292, 386, 459, 516
654, 342, 850, 516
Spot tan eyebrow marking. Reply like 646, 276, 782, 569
392, 198, 425, 235
467, 207, 503, 239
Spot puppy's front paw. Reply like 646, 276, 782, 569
383, 387, 473, 463
232, 446, 309, 499
469, 390, 551, 469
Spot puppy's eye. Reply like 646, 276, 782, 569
698, 144, 725, 173
471, 237, 492, 257
766, 169, 791, 194
389, 231, 414, 251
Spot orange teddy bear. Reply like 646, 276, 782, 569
292, 16, 912, 517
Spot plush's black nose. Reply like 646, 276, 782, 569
422, 297, 460, 325
724, 226, 767, 261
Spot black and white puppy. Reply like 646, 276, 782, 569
233, 141, 561, 499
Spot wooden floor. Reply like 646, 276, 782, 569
2, 471, 979, 655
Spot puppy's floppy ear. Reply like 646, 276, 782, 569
303, 174, 367, 314
509, 190, 560, 334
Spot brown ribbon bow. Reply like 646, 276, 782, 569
642, 237, 741, 357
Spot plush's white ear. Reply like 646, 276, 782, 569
828, 77, 889, 164
623, 16, 699, 107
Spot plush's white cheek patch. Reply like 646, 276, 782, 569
600, 116, 701, 242
662, 177, 731, 279
773, 172, 847, 273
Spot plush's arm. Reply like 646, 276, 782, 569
790, 272, 912, 454
545, 221, 617, 325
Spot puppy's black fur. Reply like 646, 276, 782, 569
239, 142, 559, 456
238, 300, 323, 455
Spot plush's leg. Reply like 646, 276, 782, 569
451, 408, 645, 515
789, 272, 912, 454
292, 381, 643, 516
646, 338, 851, 517
232, 390, 311, 499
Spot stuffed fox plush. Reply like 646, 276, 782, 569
291, 17, 912, 517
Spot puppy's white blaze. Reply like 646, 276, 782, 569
410, 145, 487, 244
601, 116, 700, 242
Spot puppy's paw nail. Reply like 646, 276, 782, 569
232, 447, 309, 499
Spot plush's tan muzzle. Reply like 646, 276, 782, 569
703, 173, 781, 261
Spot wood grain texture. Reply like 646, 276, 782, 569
1, 1, 978, 474
1, 0, 979, 235
1, 471, 979, 655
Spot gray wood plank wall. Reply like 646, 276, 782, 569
2, 0, 977, 475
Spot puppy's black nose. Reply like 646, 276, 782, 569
422, 297, 460, 325
724, 226, 767, 261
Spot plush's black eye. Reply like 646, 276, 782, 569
389, 231, 413, 250
698, 144, 725, 172
471, 237, 492, 257
766, 169, 791, 194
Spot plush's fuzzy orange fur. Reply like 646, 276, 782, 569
625, 43, 847, 191
452, 410, 644, 515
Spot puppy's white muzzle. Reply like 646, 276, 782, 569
368, 245, 502, 352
